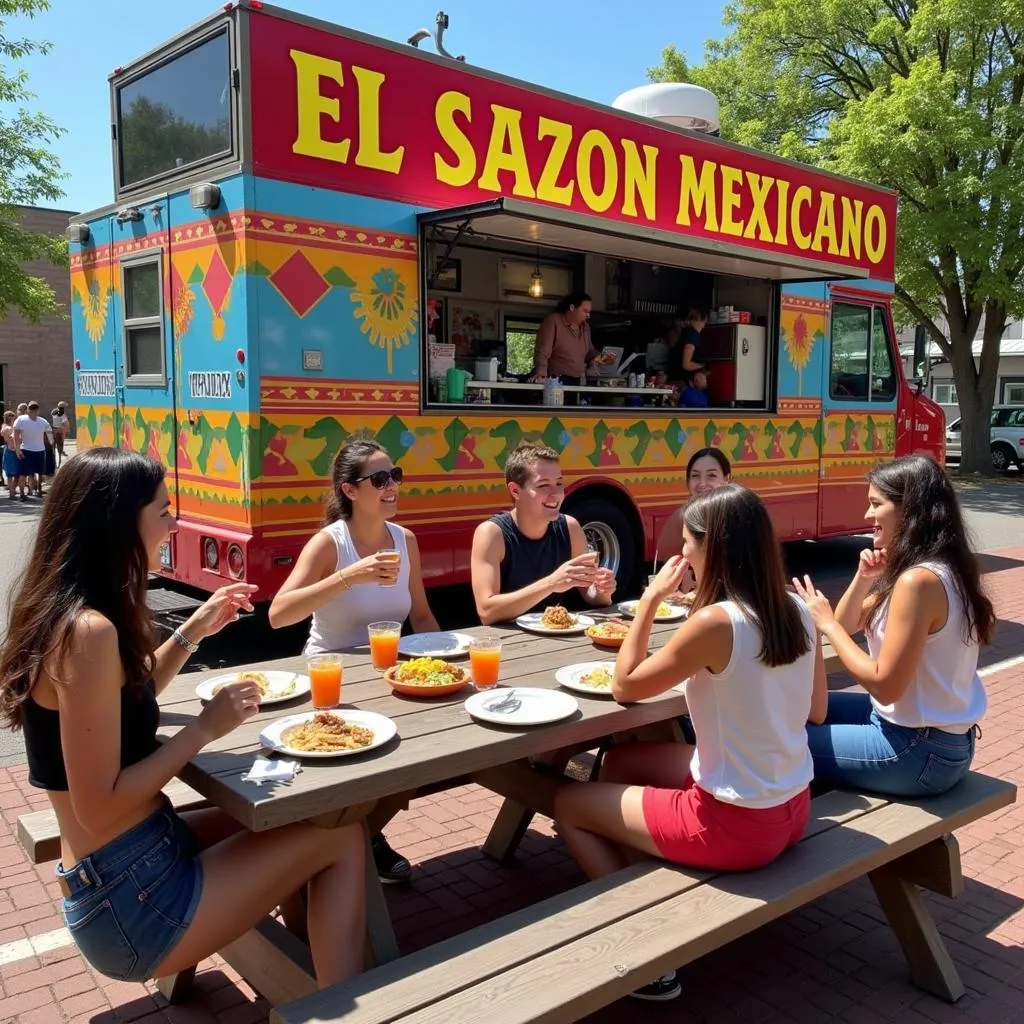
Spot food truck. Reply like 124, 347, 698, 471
68, 0, 945, 597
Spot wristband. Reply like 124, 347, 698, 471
171, 628, 200, 654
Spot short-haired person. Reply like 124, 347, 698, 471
471, 442, 617, 625
2, 411, 23, 500
554, 485, 826, 1001
14, 401, 53, 498
794, 456, 995, 797
529, 292, 597, 384
51, 401, 70, 465
679, 368, 710, 408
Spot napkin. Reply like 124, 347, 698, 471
241, 756, 302, 786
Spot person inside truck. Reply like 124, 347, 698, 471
269, 438, 440, 885
678, 308, 708, 376
528, 291, 599, 384
0, 448, 367, 990
679, 368, 711, 408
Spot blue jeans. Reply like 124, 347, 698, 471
807, 692, 976, 798
57, 800, 203, 982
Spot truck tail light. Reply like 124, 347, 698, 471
227, 543, 245, 578
203, 537, 219, 571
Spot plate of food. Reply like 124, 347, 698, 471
515, 606, 595, 635
195, 670, 310, 706
259, 709, 397, 759
384, 657, 470, 697
464, 687, 579, 727
397, 632, 475, 659
555, 661, 617, 696
665, 591, 696, 609
618, 599, 688, 622
584, 619, 631, 649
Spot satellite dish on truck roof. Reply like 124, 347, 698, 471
612, 83, 720, 135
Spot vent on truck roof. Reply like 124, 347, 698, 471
612, 83, 720, 136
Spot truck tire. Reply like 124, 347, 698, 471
564, 497, 639, 597
991, 442, 1018, 474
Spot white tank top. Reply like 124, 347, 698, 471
685, 596, 816, 809
868, 561, 986, 734
304, 520, 412, 655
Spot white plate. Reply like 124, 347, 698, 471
618, 600, 688, 622
259, 709, 397, 759
398, 631, 476, 659
196, 671, 310, 706
555, 661, 617, 697
465, 687, 579, 727
515, 612, 596, 636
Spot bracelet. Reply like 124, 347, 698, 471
336, 571, 351, 591
171, 628, 200, 654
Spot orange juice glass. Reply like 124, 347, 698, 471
308, 654, 343, 708
469, 636, 502, 689
368, 621, 401, 671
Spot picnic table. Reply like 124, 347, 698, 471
155, 611, 695, 1007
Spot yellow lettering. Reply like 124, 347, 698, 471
576, 130, 618, 213
864, 205, 887, 264
434, 90, 476, 187
290, 49, 350, 163
536, 117, 575, 205
677, 155, 719, 231
812, 191, 839, 255
743, 172, 774, 242
719, 165, 745, 237
839, 196, 863, 259
621, 140, 657, 220
478, 105, 536, 198
790, 185, 813, 249
774, 178, 791, 245
350, 66, 403, 174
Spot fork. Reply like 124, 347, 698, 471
484, 689, 521, 714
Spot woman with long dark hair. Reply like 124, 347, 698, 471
0, 448, 365, 988
269, 438, 440, 883
794, 455, 994, 797
655, 447, 732, 561
554, 485, 826, 1001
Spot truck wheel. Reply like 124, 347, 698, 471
564, 497, 638, 596
991, 443, 1017, 474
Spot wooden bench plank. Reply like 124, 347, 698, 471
271, 774, 1014, 1024
268, 788, 890, 1024
17, 778, 209, 864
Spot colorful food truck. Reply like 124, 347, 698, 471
68, 0, 945, 597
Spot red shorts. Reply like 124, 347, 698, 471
642, 775, 810, 871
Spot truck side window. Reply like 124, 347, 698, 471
869, 307, 897, 401
829, 302, 897, 402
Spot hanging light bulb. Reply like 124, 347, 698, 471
528, 249, 545, 299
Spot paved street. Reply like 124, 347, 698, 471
0, 470, 1021, 1024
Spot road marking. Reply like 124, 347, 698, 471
0, 926, 72, 965
980, 654, 1024, 678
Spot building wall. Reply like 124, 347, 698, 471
929, 355, 1024, 423
0, 205, 77, 433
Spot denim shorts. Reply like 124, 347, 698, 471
57, 800, 203, 982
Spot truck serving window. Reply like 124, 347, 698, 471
116, 30, 231, 190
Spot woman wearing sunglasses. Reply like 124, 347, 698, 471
270, 439, 440, 883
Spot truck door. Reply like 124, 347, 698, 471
818, 293, 900, 535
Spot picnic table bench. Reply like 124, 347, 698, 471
271, 771, 1015, 1024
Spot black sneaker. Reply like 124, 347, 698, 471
630, 973, 681, 1001
371, 833, 412, 884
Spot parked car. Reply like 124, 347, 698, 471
945, 405, 1024, 472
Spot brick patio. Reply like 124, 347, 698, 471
2, 549, 1023, 1023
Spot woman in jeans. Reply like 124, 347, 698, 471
793, 455, 995, 797
0, 448, 365, 987
554, 485, 827, 1001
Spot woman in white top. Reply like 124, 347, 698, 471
269, 439, 440, 882
794, 456, 994, 797
555, 484, 826, 879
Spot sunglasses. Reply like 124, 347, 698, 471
355, 467, 404, 489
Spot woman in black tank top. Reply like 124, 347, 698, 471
0, 448, 366, 988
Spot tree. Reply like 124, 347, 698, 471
651, 0, 1024, 474
0, 0, 67, 323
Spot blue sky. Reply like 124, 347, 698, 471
8, 0, 727, 214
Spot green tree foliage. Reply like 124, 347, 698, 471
0, 0, 68, 322
651, 0, 1024, 473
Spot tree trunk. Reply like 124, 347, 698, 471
948, 306, 1004, 475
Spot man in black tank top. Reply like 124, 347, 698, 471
471, 442, 617, 625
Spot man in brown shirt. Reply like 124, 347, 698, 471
529, 291, 598, 383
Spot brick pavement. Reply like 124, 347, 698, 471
1, 549, 1023, 1023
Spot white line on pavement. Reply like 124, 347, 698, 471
980, 655, 1024, 678
0, 926, 72, 966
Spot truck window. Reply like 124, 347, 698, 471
870, 306, 897, 401
116, 30, 232, 190
122, 259, 165, 384
829, 301, 896, 402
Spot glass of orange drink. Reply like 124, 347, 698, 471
308, 653, 343, 708
377, 548, 401, 587
368, 621, 402, 671
469, 636, 502, 690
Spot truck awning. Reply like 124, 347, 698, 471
418, 197, 865, 282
